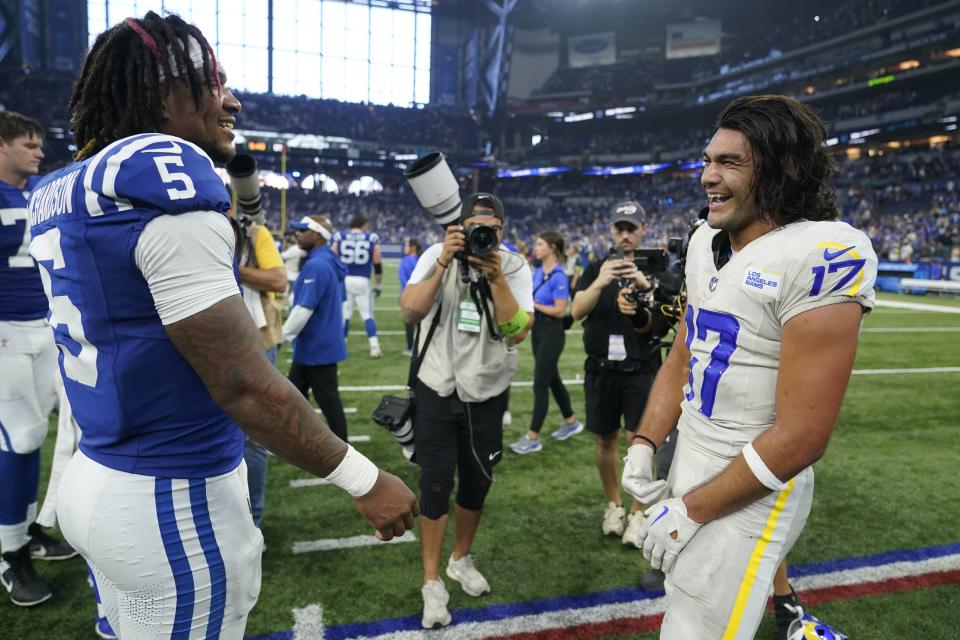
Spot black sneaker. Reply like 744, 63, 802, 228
773, 586, 801, 640
638, 568, 665, 591
0, 543, 53, 607
28, 523, 78, 561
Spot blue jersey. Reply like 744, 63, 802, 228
398, 253, 418, 291
292, 246, 347, 366
334, 229, 378, 278
1, 175, 47, 320
27, 133, 245, 478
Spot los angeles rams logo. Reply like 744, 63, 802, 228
708, 276, 719, 292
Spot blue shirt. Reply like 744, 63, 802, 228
398, 253, 418, 291
27, 133, 245, 478
532, 265, 569, 309
1, 175, 47, 320
292, 245, 348, 366
333, 229, 378, 278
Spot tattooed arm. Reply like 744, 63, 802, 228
164, 294, 418, 538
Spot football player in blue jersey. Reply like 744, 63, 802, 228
27, 13, 417, 638
0, 110, 79, 609
333, 215, 383, 358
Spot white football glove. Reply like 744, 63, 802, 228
637, 497, 702, 573
621, 444, 668, 504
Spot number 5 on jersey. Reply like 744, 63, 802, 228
30, 227, 100, 386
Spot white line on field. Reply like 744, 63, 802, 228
314, 407, 358, 414
293, 530, 417, 554
876, 300, 960, 314
292, 604, 325, 640
338, 366, 960, 392
348, 435, 371, 443
862, 327, 960, 332
290, 478, 330, 487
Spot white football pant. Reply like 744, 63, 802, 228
0, 319, 57, 453
342, 275, 374, 322
660, 434, 814, 640
57, 451, 263, 639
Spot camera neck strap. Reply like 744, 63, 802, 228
408, 301, 443, 390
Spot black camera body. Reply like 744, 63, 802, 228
463, 223, 499, 257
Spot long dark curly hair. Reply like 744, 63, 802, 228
70, 11, 220, 160
715, 95, 838, 226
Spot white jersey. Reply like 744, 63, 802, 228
679, 219, 877, 457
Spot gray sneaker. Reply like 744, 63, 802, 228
509, 435, 543, 454
550, 421, 584, 441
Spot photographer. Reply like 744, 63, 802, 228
570, 201, 676, 554
400, 194, 533, 630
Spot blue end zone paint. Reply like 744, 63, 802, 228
245, 542, 960, 640
788, 541, 960, 578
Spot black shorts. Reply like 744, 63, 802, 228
413, 381, 507, 475
583, 369, 654, 435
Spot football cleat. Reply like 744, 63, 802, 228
28, 523, 79, 561
786, 605, 848, 640
0, 544, 53, 607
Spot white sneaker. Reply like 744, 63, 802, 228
446, 553, 491, 596
602, 502, 625, 536
421, 579, 451, 629
370, 346, 382, 359
622, 511, 644, 548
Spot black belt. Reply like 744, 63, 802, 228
586, 355, 648, 374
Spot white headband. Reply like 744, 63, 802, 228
157, 36, 206, 83
298, 216, 332, 240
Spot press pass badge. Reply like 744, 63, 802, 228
458, 299, 482, 333
608, 334, 627, 361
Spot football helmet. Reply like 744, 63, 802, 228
786, 605, 848, 640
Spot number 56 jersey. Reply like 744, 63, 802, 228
27, 133, 245, 478
679, 220, 877, 457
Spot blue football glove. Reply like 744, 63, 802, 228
638, 497, 702, 573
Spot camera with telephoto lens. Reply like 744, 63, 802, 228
464, 222, 499, 257
226, 154, 265, 229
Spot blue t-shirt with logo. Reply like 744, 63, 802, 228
292, 245, 348, 365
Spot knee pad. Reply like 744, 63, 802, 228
455, 466, 492, 512
419, 466, 455, 519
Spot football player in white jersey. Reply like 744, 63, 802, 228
0, 110, 79, 609
333, 215, 383, 358
28, 13, 417, 639
619, 95, 877, 639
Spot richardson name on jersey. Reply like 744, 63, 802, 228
29, 168, 82, 226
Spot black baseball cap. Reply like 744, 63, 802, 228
610, 200, 646, 227
460, 192, 505, 223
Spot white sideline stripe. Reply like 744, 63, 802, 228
851, 367, 960, 375
359, 596, 667, 640
794, 553, 960, 592
292, 530, 417, 554
348, 435, 371, 443
293, 604, 325, 640
862, 327, 960, 332
314, 407, 358, 414
876, 300, 960, 314
290, 478, 330, 487
338, 366, 960, 392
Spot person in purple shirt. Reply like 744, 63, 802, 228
398, 238, 422, 356
509, 231, 583, 454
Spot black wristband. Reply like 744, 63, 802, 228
437, 258, 449, 269
634, 434, 658, 453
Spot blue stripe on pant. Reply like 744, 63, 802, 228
189, 479, 227, 639
155, 478, 195, 639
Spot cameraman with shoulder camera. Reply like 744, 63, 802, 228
570, 201, 676, 558
400, 193, 533, 630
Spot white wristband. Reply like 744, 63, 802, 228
742, 442, 789, 492
324, 445, 379, 497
